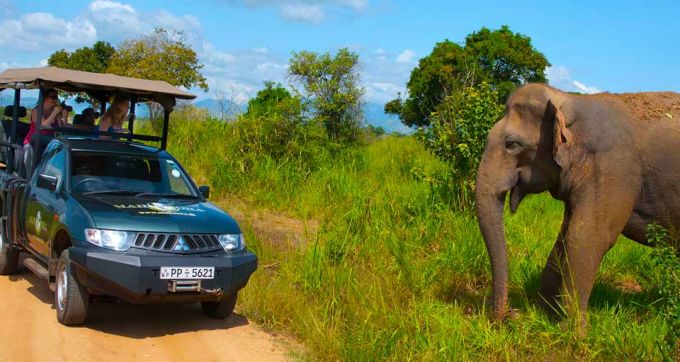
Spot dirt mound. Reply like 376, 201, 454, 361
594, 91, 680, 121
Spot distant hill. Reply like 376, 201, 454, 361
1, 94, 413, 134
191, 98, 413, 134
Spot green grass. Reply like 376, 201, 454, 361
153, 116, 677, 360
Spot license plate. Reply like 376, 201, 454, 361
160, 267, 215, 280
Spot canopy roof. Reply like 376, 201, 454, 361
0, 66, 196, 109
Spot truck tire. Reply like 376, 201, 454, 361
0, 221, 19, 275
201, 293, 238, 319
55, 250, 89, 326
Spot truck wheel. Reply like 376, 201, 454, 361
0, 221, 19, 275
201, 293, 238, 319
55, 250, 89, 326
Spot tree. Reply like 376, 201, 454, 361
387, 26, 549, 127
386, 41, 471, 127
234, 82, 326, 166
289, 48, 364, 143
107, 28, 208, 124
47, 41, 116, 73
47, 41, 116, 106
464, 26, 550, 101
245, 81, 303, 118
107, 28, 208, 91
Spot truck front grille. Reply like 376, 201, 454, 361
133, 233, 222, 253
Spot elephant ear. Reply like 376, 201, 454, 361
548, 99, 573, 168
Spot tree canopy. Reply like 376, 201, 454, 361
387, 26, 550, 127
46, 29, 208, 96
107, 28, 208, 92
246, 81, 300, 118
289, 48, 364, 143
47, 41, 115, 74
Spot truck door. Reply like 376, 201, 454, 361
25, 144, 65, 260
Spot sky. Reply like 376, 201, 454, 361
1, 0, 679, 115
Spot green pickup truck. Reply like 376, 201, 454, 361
0, 67, 257, 326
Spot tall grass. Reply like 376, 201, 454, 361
151, 114, 677, 360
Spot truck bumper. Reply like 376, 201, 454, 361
69, 247, 257, 304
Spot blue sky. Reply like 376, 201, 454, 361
1, 0, 679, 109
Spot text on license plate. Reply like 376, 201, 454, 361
160, 267, 215, 280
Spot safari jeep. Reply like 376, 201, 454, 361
0, 67, 257, 325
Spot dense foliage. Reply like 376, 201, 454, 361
46, 29, 207, 93
47, 41, 116, 74
387, 26, 549, 127
645, 224, 680, 358
289, 48, 364, 143
245, 82, 300, 118
107, 28, 208, 92
420, 83, 504, 208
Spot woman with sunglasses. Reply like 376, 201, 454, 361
23, 88, 69, 146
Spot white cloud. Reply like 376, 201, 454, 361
546, 66, 601, 94
341, 0, 368, 11
226, 0, 369, 24
571, 80, 601, 94
0, 0, 15, 18
0, 1, 204, 52
88, 0, 135, 13
363, 81, 405, 103
84, 0, 148, 41
198, 42, 289, 103
359, 48, 413, 104
154, 11, 202, 35
280, 4, 325, 24
207, 79, 257, 104
0, 13, 97, 51
202, 41, 237, 64
396, 49, 415, 63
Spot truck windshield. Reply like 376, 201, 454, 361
70, 152, 197, 197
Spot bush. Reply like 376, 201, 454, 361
419, 82, 503, 209
228, 111, 328, 171
644, 224, 680, 358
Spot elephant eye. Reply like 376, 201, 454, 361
505, 139, 523, 150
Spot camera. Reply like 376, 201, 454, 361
59, 102, 73, 112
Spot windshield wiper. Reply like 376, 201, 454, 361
134, 192, 199, 199
82, 190, 142, 196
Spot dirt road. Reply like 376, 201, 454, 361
0, 261, 291, 362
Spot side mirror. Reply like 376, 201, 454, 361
37, 174, 58, 192
199, 185, 210, 199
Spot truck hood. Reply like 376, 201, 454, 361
72, 195, 240, 234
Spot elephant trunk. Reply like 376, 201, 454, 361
475, 146, 515, 321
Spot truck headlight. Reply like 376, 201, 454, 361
85, 229, 134, 251
218, 233, 244, 252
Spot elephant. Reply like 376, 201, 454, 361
475, 83, 680, 328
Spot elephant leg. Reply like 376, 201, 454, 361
538, 216, 568, 316
560, 230, 613, 333
558, 195, 633, 335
